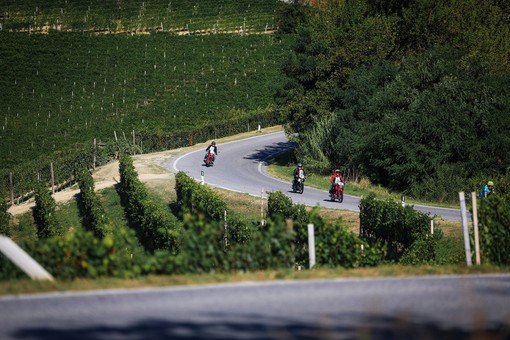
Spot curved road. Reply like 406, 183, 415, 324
169, 131, 464, 221
1, 275, 509, 339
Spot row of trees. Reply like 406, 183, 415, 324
276, 0, 510, 202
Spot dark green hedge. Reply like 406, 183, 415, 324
478, 195, 510, 265
359, 193, 432, 262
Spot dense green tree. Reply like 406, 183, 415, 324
277, 0, 510, 201
276, 0, 398, 134
297, 46, 510, 201
399, 0, 510, 73
275, 0, 312, 35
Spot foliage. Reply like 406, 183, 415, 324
359, 193, 433, 261
0, 199, 10, 236
175, 171, 228, 221
118, 153, 180, 253
232, 216, 297, 271
175, 170, 254, 246
173, 214, 230, 274
0, 226, 146, 280
33, 183, 63, 239
433, 236, 465, 265
268, 190, 384, 268
313, 212, 384, 268
478, 194, 510, 265
295, 46, 510, 202
77, 168, 110, 238
398, 0, 510, 73
400, 230, 444, 265
277, 0, 510, 203
275, 0, 311, 35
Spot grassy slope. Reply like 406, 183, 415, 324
0, 33, 291, 171
0, 0, 291, 199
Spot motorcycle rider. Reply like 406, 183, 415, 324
293, 162, 306, 188
329, 169, 345, 194
204, 141, 218, 163
479, 180, 495, 199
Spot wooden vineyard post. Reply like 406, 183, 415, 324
9, 172, 14, 206
93, 138, 97, 171
50, 162, 55, 195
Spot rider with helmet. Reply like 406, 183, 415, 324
204, 141, 218, 163
329, 169, 345, 194
480, 180, 495, 199
293, 162, 306, 188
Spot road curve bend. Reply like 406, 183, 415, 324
168, 131, 464, 221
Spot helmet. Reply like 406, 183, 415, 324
211, 141, 216, 145
335, 169, 340, 173
488, 181, 494, 186
297, 162, 303, 168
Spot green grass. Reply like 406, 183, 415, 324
99, 187, 130, 230
56, 200, 83, 233
1, 264, 508, 296
8, 213, 37, 244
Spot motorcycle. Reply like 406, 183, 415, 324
330, 178, 344, 203
204, 150, 215, 167
292, 169, 305, 194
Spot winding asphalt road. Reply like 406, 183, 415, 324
169, 130, 465, 221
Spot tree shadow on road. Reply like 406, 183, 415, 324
243, 141, 296, 164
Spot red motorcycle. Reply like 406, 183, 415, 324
330, 179, 344, 203
204, 152, 215, 167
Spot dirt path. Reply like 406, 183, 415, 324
7, 127, 282, 216
7, 150, 177, 216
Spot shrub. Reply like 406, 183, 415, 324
0, 227, 146, 280
359, 193, 433, 262
0, 199, 10, 236
33, 183, 63, 239
118, 153, 180, 253
77, 168, 110, 238
400, 230, 444, 265
478, 195, 510, 265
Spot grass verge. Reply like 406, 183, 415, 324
1, 264, 508, 297
266, 149, 460, 209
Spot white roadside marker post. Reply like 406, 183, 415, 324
308, 224, 316, 269
459, 192, 472, 266
0, 235, 54, 281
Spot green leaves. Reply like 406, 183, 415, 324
360, 193, 433, 262
33, 183, 62, 239
77, 168, 110, 238
478, 195, 510, 265
119, 153, 180, 253
278, 0, 510, 202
